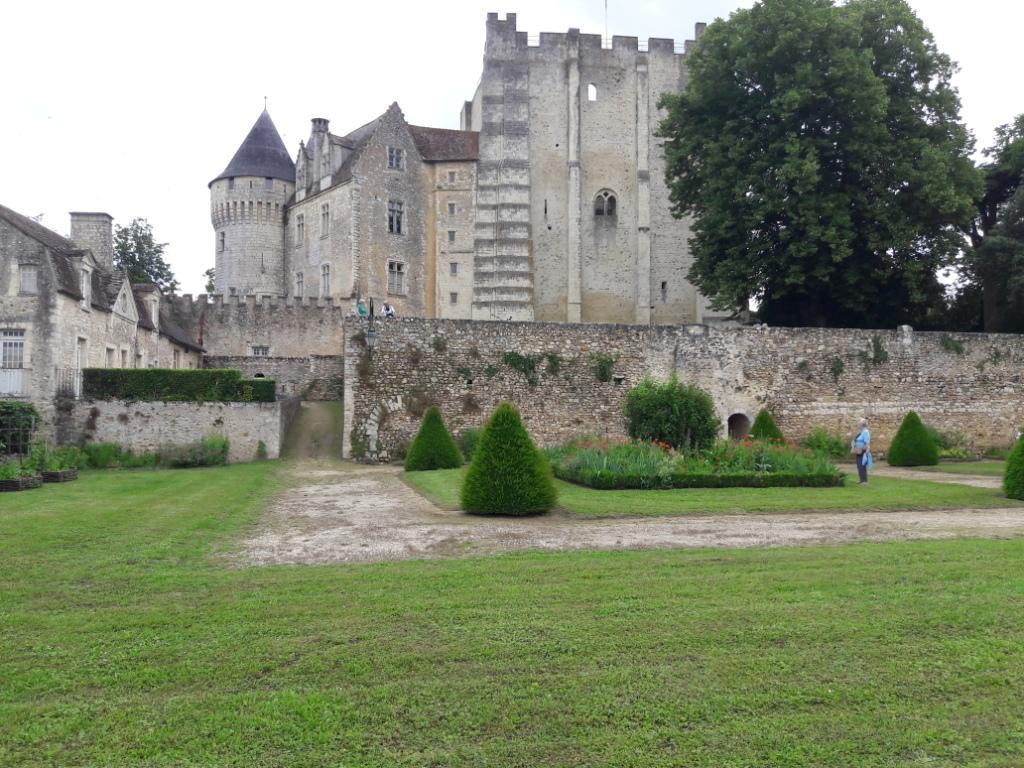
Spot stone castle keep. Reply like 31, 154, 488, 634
211, 13, 722, 325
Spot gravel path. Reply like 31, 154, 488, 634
234, 462, 1024, 565
870, 465, 1002, 489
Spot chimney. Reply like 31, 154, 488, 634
70, 212, 114, 269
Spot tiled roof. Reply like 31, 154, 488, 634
211, 110, 296, 185
157, 307, 204, 352
0, 202, 85, 299
408, 125, 479, 161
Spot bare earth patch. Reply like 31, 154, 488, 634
235, 461, 1024, 565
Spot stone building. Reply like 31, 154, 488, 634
0, 203, 203, 422
211, 12, 723, 328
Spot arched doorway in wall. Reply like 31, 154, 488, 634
728, 413, 751, 440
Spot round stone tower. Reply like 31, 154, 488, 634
209, 110, 296, 296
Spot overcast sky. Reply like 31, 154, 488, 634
1, 0, 1019, 294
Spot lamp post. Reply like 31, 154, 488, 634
366, 297, 377, 357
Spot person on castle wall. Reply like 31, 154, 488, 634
354, 299, 368, 318
381, 301, 396, 319
852, 417, 872, 484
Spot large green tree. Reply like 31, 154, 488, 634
113, 218, 179, 294
960, 115, 1024, 331
659, 0, 978, 327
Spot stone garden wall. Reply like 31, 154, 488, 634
60, 398, 300, 463
344, 318, 1024, 459
204, 355, 344, 401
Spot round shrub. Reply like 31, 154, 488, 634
622, 377, 720, 451
750, 409, 784, 442
1003, 437, 1024, 500
404, 407, 463, 472
886, 411, 939, 466
460, 402, 557, 515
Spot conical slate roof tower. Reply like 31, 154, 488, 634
209, 110, 296, 296
211, 110, 295, 185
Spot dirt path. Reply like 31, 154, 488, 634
235, 462, 1024, 565
871, 465, 1001, 489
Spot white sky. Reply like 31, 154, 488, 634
1, 0, 1019, 294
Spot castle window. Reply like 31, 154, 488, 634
172, 349, 181, 369
594, 190, 617, 217
296, 214, 305, 246
218, 231, 225, 252
120, 349, 128, 369
448, 230, 456, 244
252, 345, 270, 357
265, 177, 273, 190
447, 171, 456, 184
387, 200, 404, 235
105, 346, 115, 368
387, 261, 405, 295
320, 263, 331, 297
661, 281, 668, 302
294, 271, 304, 297
1, 331, 25, 387
450, 292, 458, 305
588, 83, 598, 101
448, 202, 456, 216
387, 147, 405, 170
18, 265, 37, 295
321, 203, 330, 237
228, 177, 235, 190
450, 262, 459, 276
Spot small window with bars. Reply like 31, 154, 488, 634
252, 345, 270, 357
387, 261, 405, 295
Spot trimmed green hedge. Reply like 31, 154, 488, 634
404, 407, 463, 471
750, 409, 784, 442
887, 411, 938, 466
1004, 438, 1024, 500
82, 369, 275, 403
552, 464, 845, 490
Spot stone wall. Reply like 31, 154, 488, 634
204, 355, 344, 400
344, 318, 1024, 459
60, 397, 299, 463
167, 294, 348, 357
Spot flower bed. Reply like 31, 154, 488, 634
41, 469, 79, 483
0, 474, 42, 492
546, 437, 845, 490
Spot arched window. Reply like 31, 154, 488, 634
594, 190, 617, 217
728, 413, 752, 440
588, 83, 598, 101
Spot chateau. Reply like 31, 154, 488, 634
211, 13, 724, 325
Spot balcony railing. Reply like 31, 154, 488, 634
55, 368, 82, 399
0, 368, 25, 396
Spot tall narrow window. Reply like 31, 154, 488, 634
80, 269, 91, 309
447, 202, 456, 216
387, 261, 405, 295
660, 281, 668, 302
387, 200, 404, 234
294, 271, 304, 297
296, 214, 305, 246
387, 147, 405, 170
228, 177, 235, 190
265, 177, 274, 190
218, 231, 225, 251
172, 349, 181, 369
594, 190, 617, 217
588, 83, 598, 101
447, 230, 456, 244
105, 347, 115, 368
450, 262, 459, 276
321, 263, 331, 297
18, 265, 38, 294
321, 203, 330, 236
447, 170, 456, 184
450, 292, 459, 305
0, 329, 25, 396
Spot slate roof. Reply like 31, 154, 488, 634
157, 308, 204, 352
408, 125, 480, 162
211, 110, 296, 185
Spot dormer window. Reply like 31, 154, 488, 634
80, 268, 91, 309
18, 265, 38, 295
387, 147, 405, 170
228, 177, 235, 191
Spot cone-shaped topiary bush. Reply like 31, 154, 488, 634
750, 409, 784, 442
460, 402, 557, 515
1003, 437, 1024, 500
404, 407, 463, 471
886, 411, 938, 466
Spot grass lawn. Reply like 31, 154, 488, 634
3, 465, 1024, 766
917, 460, 1007, 477
404, 468, 1017, 516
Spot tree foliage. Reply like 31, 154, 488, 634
113, 218, 179, 294
886, 411, 938, 467
460, 402, 556, 516
659, 0, 978, 327
622, 377, 720, 451
203, 268, 216, 294
404, 407, 463, 472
